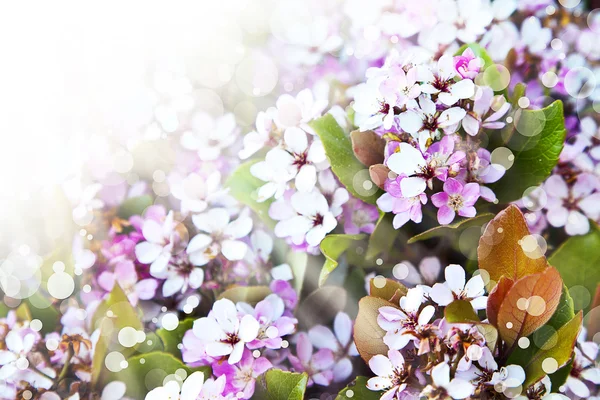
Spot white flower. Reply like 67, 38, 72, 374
274, 190, 338, 247
367, 350, 410, 398
180, 113, 239, 161
430, 264, 487, 310
145, 371, 205, 400
420, 55, 475, 106
186, 208, 253, 266
423, 362, 474, 399
251, 128, 328, 201
520, 16, 551, 55
274, 89, 327, 131
352, 77, 395, 132
239, 108, 278, 160
399, 95, 466, 149
488, 365, 526, 392
170, 171, 226, 214
0, 330, 37, 380
192, 299, 260, 364
135, 211, 175, 276
377, 286, 435, 350
386, 143, 429, 197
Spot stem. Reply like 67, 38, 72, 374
57, 343, 74, 384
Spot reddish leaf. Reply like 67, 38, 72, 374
478, 205, 547, 291
354, 296, 395, 362
587, 284, 600, 338
351, 130, 385, 167
487, 277, 514, 328
497, 267, 563, 347
369, 164, 389, 189
369, 278, 407, 304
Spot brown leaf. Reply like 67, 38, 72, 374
369, 278, 407, 304
351, 130, 385, 167
497, 267, 563, 347
369, 164, 389, 189
487, 277, 514, 328
354, 296, 395, 362
478, 204, 547, 291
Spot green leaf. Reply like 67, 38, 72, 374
156, 318, 194, 357
309, 114, 382, 204
218, 285, 271, 305
336, 376, 381, 400
117, 195, 153, 219
91, 283, 143, 387
490, 100, 566, 203
366, 212, 397, 260
319, 234, 366, 286
549, 222, 600, 313
408, 213, 494, 244
445, 300, 480, 323
109, 351, 211, 399
254, 369, 309, 400
521, 312, 582, 387
226, 160, 276, 228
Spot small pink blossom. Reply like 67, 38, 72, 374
453, 48, 483, 80
431, 179, 480, 225
288, 332, 335, 387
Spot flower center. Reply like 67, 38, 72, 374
313, 213, 324, 227
448, 194, 464, 211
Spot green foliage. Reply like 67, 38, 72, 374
318, 234, 366, 286
490, 100, 566, 203
366, 212, 397, 260
408, 213, 493, 244
549, 222, 600, 312
226, 160, 276, 227
445, 300, 480, 323
254, 370, 309, 400
91, 283, 143, 387
156, 318, 194, 357
218, 286, 271, 304
336, 376, 381, 400
309, 114, 382, 204
117, 195, 153, 219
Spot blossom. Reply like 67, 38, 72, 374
454, 48, 483, 80
170, 171, 226, 214
186, 208, 253, 266
420, 55, 475, 106
520, 16, 551, 54
366, 350, 410, 399
274, 89, 327, 131
430, 264, 487, 310
386, 142, 430, 197
145, 372, 227, 400
192, 298, 260, 364
273, 190, 337, 247
239, 108, 278, 159
213, 349, 272, 399
377, 177, 428, 229
342, 198, 379, 234
462, 86, 511, 136
308, 312, 358, 382
237, 294, 297, 350
377, 286, 436, 351
544, 173, 600, 236
97, 260, 157, 305
398, 95, 466, 150
431, 178, 480, 225
564, 330, 600, 397
353, 78, 396, 132
135, 210, 176, 276
398, 257, 441, 287
421, 362, 474, 399
288, 332, 335, 386
180, 112, 239, 161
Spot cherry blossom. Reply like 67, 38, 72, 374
431, 178, 480, 225
430, 264, 487, 310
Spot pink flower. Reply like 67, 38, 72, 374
288, 332, 335, 387
544, 173, 600, 236
237, 294, 297, 350
453, 48, 483, 79
431, 179, 480, 225
308, 312, 358, 382
462, 87, 510, 136
342, 199, 379, 235
377, 177, 427, 229
97, 260, 157, 306
213, 349, 272, 399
